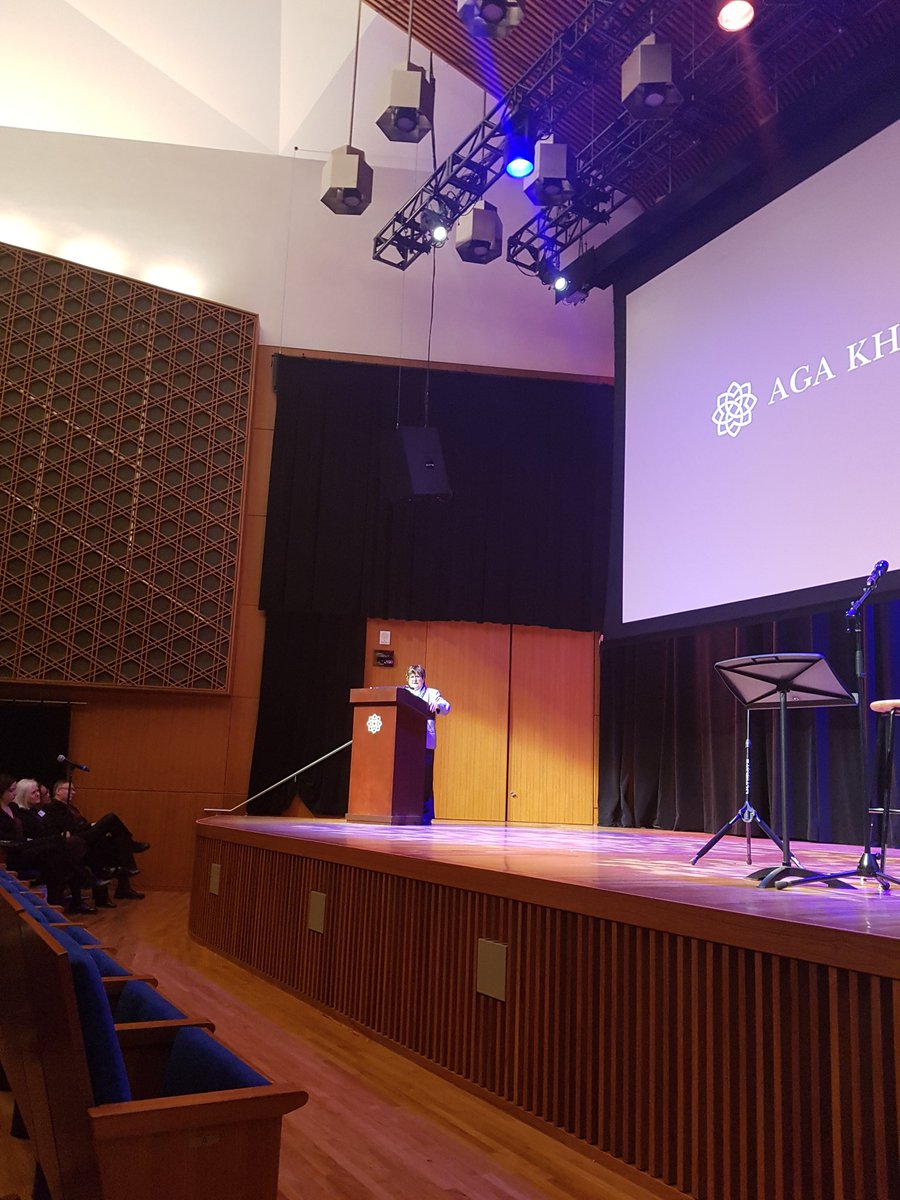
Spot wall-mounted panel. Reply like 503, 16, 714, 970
0, 242, 256, 690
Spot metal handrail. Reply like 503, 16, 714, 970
202, 740, 353, 814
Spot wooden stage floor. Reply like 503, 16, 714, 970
196, 817, 900, 980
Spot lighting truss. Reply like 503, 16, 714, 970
372, 0, 684, 270
507, 0, 852, 279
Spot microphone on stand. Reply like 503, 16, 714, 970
57, 754, 90, 773
866, 559, 889, 588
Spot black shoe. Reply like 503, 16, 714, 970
115, 886, 145, 900
86, 871, 114, 888
93, 885, 117, 908
130, 841, 150, 854
122, 866, 142, 876
67, 901, 97, 915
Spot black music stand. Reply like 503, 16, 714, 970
713, 654, 856, 889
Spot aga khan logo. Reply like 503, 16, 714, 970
711, 380, 758, 438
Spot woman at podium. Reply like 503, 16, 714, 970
405, 665, 451, 825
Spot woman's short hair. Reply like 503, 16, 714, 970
13, 778, 38, 806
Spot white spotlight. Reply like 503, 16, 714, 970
717, 2, 755, 32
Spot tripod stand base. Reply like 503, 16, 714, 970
775, 865, 899, 891
755, 864, 854, 889
691, 804, 792, 867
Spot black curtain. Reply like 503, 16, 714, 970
250, 356, 614, 815
0, 702, 72, 787
247, 613, 365, 815
599, 600, 900, 844
261, 356, 614, 630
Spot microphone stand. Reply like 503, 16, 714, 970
777, 566, 896, 890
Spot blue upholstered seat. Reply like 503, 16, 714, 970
161, 1026, 269, 1096
114, 979, 186, 1024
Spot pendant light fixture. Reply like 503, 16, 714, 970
376, 0, 435, 143
321, 0, 374, 215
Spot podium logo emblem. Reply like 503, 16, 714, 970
711, 380, 757, 438
366, 713, 383, 734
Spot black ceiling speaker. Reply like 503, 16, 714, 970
382, 426, 452, 503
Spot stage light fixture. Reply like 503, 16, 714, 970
321, 145, 374, 215
420, 206, 452, 246
621, 35, 683, 119
716, 1, 755, 32
537, 258, 567, 292
377, 63, 435, 143
505, 108, 537, 179
322, 0, 373, 215
457, 0, 525, 40
454, 201, 503, 263
524, 138, 576, 207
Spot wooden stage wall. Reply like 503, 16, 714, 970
189, 821, 900, 1200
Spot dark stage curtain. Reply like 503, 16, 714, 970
599, 600, 900, 845
250, 356, 614, 815
261, 356, 614, 631
0, 702, 72, 787
248, 612, 366, 816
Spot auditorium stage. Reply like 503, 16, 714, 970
192, 817, 900, 976
189, 818, 900, 1200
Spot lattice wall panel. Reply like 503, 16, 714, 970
0, 243, 256, 690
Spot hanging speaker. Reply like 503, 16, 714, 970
382, 426, 452, 503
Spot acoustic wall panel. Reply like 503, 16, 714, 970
0, 243, 256, 690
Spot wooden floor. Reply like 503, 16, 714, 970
0, 888, 675, 1200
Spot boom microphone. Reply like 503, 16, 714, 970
57, 754, 90, 773
866, 559, 889, 588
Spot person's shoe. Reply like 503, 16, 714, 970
93, 885, 117, 908
81, 867, 114, 888
122, 866, 142, 876
67, 900, 97, 915
130, 841, 150, 854
115, 886, 145, 900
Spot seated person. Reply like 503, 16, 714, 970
1, 774, 93, 911
45, 779, 149, 903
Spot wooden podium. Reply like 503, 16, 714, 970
346, 687, 430, 824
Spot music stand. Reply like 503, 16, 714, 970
714, 654, 856, 889
691, 706, 798, 869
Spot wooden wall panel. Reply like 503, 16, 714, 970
508, 626, 597, 824
424, 621, 509, 822
11, 345, 281, 891
362, 619, 599, 823
363, 618, 427, 688
363, 619, 511, 822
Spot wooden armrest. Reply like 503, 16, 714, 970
115, 1018, 215, 1044
89, 1083, 308, 1136
101, 974, 159, 998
